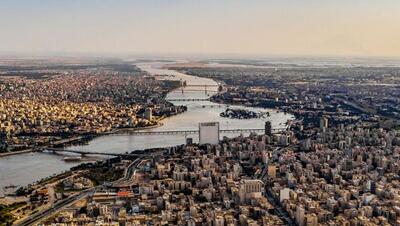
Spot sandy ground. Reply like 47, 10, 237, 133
0, 196, 28, 206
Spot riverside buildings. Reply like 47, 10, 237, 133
3, 60, 400, 225
0, 61, 186, 153
41, 117, 400, 225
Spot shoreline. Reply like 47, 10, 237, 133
0, 120, 168, 158
0, 63, 293, 200
0, 65, 273, 159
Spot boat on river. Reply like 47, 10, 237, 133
63, 156, 82, 162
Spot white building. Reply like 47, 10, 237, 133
280, 188, 291, 202
199, 122, 219, 145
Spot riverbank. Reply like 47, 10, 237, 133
0, 136, 84, 158
0, 148, 35, 158
110, 120, 165, 134
0, 61, 294, 198
0, 120, 167, 158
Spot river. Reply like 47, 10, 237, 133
0, 62, 293, 196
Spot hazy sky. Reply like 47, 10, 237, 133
1, 0, 400, 57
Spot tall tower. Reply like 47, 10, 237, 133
144, 108, 153, 121
265, 121, 272, 136
199, 122, 219, 145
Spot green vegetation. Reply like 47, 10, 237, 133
72, 158, 125, 185
0, 203, 25, 226
37, 171, 72, 186
82, 167, 124, 186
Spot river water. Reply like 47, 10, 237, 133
0, 62, 293, 196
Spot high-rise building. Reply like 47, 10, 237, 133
301, 138, 311, 151
279, 134, 290, 146
144, 108, 153, 121
199, 122, 219, 145
320, 116, 328, 129
296, 205, 305, 226
265, 121, 272, 136
280, 188, 290, 202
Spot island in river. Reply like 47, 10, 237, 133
220, 108, 270, 119
0, 61, 294, 197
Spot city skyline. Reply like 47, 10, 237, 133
1, 0, 400, 57
2, 1, 400, 225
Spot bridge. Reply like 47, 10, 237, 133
39, 148, 165, 157
113, 128, 285, 136
166, 98, 210, 102
177, 89, 218, 93
189, 104, 227, 109
176, 83, 222, 95
184, 84, 219, 87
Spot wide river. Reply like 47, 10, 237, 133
0, 62, 293, 196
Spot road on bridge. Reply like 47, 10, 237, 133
114, 128, 285, 136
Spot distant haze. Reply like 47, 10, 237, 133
1, 0, 400, 57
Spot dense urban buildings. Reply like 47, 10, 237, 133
2, 0, 400, 225
171, 62, 400, 130
2, 57, 400, 225
0, 58, 186, 153
19, 121, 400, 225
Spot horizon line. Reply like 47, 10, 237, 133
1, 51, 400, 61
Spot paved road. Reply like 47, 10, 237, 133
256, 147, 297, 226
15, 188, 95, 226
112, 157, 144, 187
264, 187, 297, 226
0, 137, 83, 158
15, 154, 152, 225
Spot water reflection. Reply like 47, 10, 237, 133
0, 62, 293, 195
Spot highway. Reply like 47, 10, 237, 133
112, 157, 144, 187
16, 152, 154, 225
15, 188, 95, 226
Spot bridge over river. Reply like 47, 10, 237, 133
40, 148, 166, 157
166, 98, 210, 102
113, 128, 285, 136
0, 62, 294, 197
